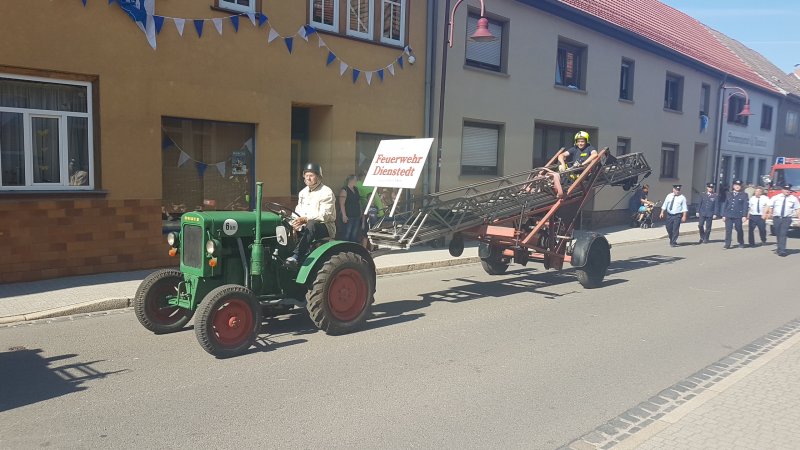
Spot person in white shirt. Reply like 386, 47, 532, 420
286, 163, 336, 267
765, 183, 800, 257
658, 184, 688, 247
746, 187, 769, 247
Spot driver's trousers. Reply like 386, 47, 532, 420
294, 220, 330, 260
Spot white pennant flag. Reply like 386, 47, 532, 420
212, 18, 223, 35
143, 0, 156, 49
177, 151, 191, 167
268, 28, 280, 43
243, 137, 254, 153
246, 12, 256, 26
317, 35, 326, 48
387, 64, 395, 76
174, 18, 186, 36
298, 25, 308, 41
365, 72, 373, 85
339, 61, 349, 76
216, 161, 226, 177
404, 46, 410, 55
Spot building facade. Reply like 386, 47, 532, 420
0, 0, 426, 283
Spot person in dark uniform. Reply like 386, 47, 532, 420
721, 179, 748, 249
557, 131, 598, 170
746, 187, 769, 247
766, 183, 800, 257
659, 184, 688, 247
696, 182, 717, 244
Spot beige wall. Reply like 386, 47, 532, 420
432, 1, 721, 213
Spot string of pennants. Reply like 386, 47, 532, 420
162, 131, 254, 178
82, 0, 414, 85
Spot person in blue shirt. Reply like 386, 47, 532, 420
696, 182, 717, 244
659, 184, 688, 247
721, 179, 748, 249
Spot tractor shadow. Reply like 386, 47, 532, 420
0, 347, 126, 412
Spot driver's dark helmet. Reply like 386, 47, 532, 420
303, 162, 323, 177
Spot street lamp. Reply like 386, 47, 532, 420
713, 85, 753, 191
434, 0, 496, 193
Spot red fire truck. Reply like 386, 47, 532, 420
763, 156, 800, 230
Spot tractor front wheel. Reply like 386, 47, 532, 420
195, 285, 262, 358
306, 251, 374, 335
133, 269, 194, 334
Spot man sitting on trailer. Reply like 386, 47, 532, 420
557, 131, 598, 172
285, 163, 337, 269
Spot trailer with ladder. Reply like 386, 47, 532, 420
367, 148, 651, 288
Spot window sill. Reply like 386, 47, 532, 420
0, 189, 108, 199
663, 108, 683, 115
315, 29, 406, 50
554, 84, 587, 95
619, 98, 634, 104
210, 5, 256, 15
463, 64, 509, 78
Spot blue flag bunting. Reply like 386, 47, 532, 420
326, 51, 336, 66
352, 69, 360, 84
162, 135, 174, 150
108, 0, 115, 4
304, 25, 316, 36
195, 162, 208, 177
377, 69, 384, 82
285, 37, 293, 53
154, 15, 165, 34
194, 19, 204, 38
230, 15, 239, 32
397, 56, 404, 69
257, 13, 268, 27
82, 0, 87, 6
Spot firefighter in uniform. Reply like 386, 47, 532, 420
659, 184, 687, 247
746, 187, 769, 247
696, 182, 717, 244
766, 183, 800, 257
557, 131, 598, 170
722, 179, 748, 249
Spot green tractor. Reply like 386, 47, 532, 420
134, 182, 375, 358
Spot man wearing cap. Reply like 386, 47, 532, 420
659, 184, 688, 247
721, 180, 748, 249
765, 183, 800, 257
696, 182, 718, 244
286, 162, 336, 268
746, 187, 769, 247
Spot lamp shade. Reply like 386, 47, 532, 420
737, 102, 752, 116
469, 17, 496, 42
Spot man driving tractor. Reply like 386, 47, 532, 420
285, 163, 336, 268
558, 131, 598, 171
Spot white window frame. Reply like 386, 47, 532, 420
310, 0, 340, 33
346, 0, 374, 40
218, 0, 255, 14
380, 0, 406, 46
0, 73, 94, 191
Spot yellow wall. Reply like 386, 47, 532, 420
0, 0, 426, 199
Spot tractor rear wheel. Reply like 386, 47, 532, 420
134, 269, 194, 334
306, 251, 374, 335
576, 240, 610, 289
195, 285, 262, 358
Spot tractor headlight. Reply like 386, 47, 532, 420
167, 232, 179, 247
206, 239, 219, 255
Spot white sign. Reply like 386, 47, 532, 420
362, 138, 433, 189
223, 219, 239, 236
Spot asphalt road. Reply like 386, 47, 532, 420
2, 238, 799, 449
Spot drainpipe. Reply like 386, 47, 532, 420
712, 75, 727, 190
424, 0, 438, 196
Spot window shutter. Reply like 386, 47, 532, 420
465, 16, 502, 68
462, 125, 498, 168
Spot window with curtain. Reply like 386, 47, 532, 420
555, 40, 586, 90
347, 0, 373, 39
465, 14, 505, 72
381, 0, 405, 45
311, 0, 339, 32
0, 75, 92, 190
787, 111, 799, 135
462, 122, 501, 176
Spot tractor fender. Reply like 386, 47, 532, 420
570, 231, 610, 269
295, 240, 376, 286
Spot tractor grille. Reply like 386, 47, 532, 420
182, 225, 203, 269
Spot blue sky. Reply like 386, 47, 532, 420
660, 0, 799, 75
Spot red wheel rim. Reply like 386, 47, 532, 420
327, 268, 368, 322
146, 279, 185, 325
211, 299, 254, 346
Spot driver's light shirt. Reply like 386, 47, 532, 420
296, 183, 337, 236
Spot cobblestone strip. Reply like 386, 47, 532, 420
559, 317, 800, 450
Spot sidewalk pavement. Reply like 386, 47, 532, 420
0, 219, 724, 324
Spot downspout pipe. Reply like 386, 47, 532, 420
713, 75, 728, 191
424, 0, 438, 196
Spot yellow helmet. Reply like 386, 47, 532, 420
574, 131, 590, 143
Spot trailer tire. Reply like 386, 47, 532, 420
195, 285, 262, 358
480, 259, 509, 275
306, 251, 374, 335
134, 268, 194, 334
575, 240, 610, 289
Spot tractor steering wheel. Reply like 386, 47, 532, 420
264, 201, 300, 222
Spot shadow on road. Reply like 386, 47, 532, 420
0, 347, 126, 412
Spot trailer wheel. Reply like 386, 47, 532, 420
480, 259, 509, 275
576, 240, 610, 289
134, 269, 194, 334
195, 285, 262, 358
306, 251, 374, 335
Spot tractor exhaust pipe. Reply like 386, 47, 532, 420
250, 182, 264, 290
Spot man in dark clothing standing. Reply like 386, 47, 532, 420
722, 180, 748, 249
696, 182, 717, 244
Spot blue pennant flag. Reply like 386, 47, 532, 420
230, 15, 239, 32
285, 37, 294, 53
326, 51, 336, 66
162, 135, 174, 150
195, 162, 208, 177
82, 0, 87, 6
304, 25, 317, 36
352, 69, 360, 84
108, 0, 115, 4
154, 16, 165, 34
257, 13, 268, 27
114, 0, 147, 25
194, 19, 204, 38
377, 69, 384, 82
397, 56, 404, 69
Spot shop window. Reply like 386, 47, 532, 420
664, 73, 683, 111
218, 0, 255, 14
462, 122, 501, 176
465, 13, 507, 73
311, 0, 339, 32
0, 75, 93, 190
161, 117, 255, 224
660, 143, 678, 178
555, 39, 586, 90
